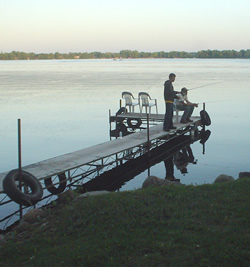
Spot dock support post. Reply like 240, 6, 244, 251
202, 102, 208, 154
147, 114, 150, 176
109, 109, 112, 141
17, 119, 23, 219
202, 102, 206, 154
115, 112, 118, 139
147, 114, 150, 151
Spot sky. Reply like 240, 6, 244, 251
1, 0, 250, 53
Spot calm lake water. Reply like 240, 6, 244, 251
0, 58, 249, 190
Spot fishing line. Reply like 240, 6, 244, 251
188, 81, 223, 91
197, 100, 232, 104
197, 162, 238, 170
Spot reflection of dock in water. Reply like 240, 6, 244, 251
0, 111, 210, 231
77, 133, 208, 193
0, 114, 201, 193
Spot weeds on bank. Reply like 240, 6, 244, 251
0, 178, 249, 266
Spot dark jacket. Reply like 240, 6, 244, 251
164, 80, 178, 102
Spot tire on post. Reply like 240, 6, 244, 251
200, 110, 211, 126
3, 169, 43, 206
127, 118, 142, 129
200, 129, 211, 144
44, 173, 67, 195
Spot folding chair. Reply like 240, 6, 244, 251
138, 92, 158, 114
121, 92, 139, 113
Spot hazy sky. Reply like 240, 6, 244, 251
1, 0, 250, 53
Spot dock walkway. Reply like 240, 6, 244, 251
0, 116, 201, 192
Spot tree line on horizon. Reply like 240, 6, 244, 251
0, 49, 249, 60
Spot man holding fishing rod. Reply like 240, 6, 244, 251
175, 87, 198, 123
163, 73, 180, 131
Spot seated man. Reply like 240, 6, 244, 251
173, 145, 196, 175
174, 87, 198, 123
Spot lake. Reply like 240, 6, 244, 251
0, 58, 250, 229
0, 58, 250, 188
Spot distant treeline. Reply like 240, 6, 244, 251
0, 49, 250, 60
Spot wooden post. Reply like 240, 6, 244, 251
17, 119, 23, 219
115, 112, 118, 139
18, 119, 22, 184
147, 114, 150, 176
147, 114, 150, 152
202, 102, 206, 133
109, 109, 112, 141
202, 102, 206, 154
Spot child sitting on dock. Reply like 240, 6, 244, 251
174, 87, 198, 123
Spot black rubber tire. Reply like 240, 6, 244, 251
3, 169, 43, 206
200, 110, 211, 126
44, 173, 67, 195
127, 118, 142, 129
200, 129, 211, 144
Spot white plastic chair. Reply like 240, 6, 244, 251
138, 92, 158, 114
173, 103, 181, 123
122, 92, 139, 113
173, 97, 185, 123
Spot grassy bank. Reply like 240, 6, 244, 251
0, 178, 249, 266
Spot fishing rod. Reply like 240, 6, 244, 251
197, 100, 232, 104
188, 81, 223, 91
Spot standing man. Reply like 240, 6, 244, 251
163, 73, 179, 131
175, 87, 198, 123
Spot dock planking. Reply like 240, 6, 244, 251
0, 116, 201, 192
111, 112, 165, 120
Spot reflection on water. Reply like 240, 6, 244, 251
77, 130, 210, 193
165, 145, 196, 182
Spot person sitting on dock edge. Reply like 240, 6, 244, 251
163, 73, 180, 131
174, 87, 198, 123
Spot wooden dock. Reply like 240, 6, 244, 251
111, 112, 165, 121
0, 115, 201, 192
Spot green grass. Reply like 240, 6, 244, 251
0, 178, 249, 267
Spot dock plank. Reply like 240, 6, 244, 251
112, 113, 165, 120
0, 117, 200, 192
